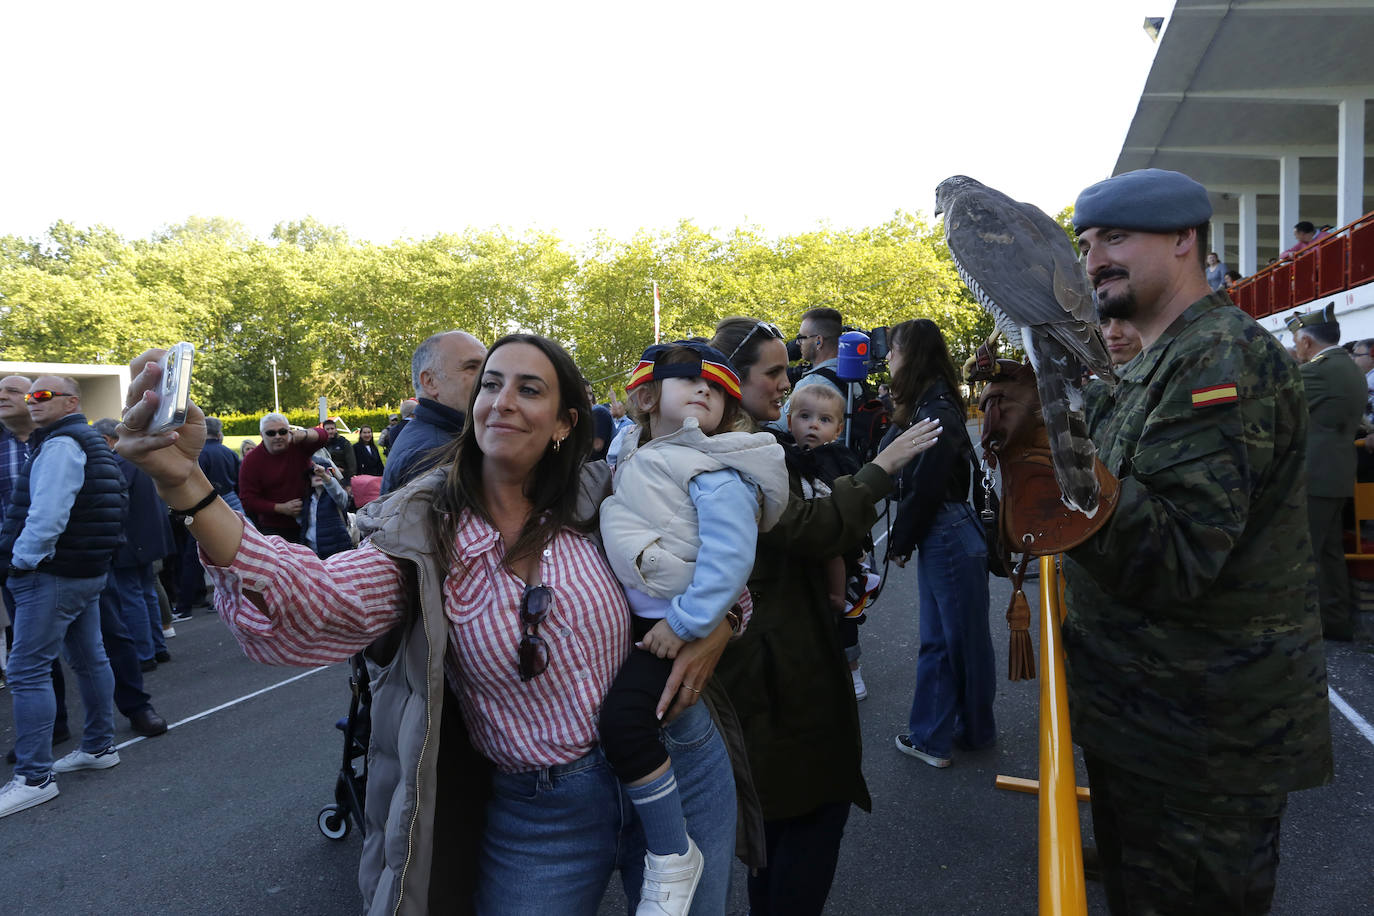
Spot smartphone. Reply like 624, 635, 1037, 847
149, 342, 195, 434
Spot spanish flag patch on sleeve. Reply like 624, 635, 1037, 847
1191, 384, 1239, 407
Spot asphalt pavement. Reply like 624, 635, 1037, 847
3, 530, 1371, 915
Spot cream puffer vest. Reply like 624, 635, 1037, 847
600, 418, 788, 609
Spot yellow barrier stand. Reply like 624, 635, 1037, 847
1037, 554, 1087, 914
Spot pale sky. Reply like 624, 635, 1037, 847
2, 1, 1164, 245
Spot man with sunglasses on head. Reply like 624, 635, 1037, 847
0, 377, 126, 817
237, 412, 329, 543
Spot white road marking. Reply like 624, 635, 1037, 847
1330, 687, 1374, 748
115, 666, 331, 751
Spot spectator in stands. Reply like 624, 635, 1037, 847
1223, 270, 1243, 289
381, 331, 486, 493
353, 426, 385, 477
237, 413, 328, 542
1289, 308, 1369, 641
1281, 221, 1330, 258
1205, 251, 1229, 291
321, 418, 357, 483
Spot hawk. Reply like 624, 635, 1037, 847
935, 175, 1114, 515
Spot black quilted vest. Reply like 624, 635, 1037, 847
0, 413, 126, 577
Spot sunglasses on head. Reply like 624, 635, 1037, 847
263, 428, 290, 437
25, 390, 76, 404
727, 321, 784, 364
516, 584, 553, 682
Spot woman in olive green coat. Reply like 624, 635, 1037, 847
708, 317, 939, 916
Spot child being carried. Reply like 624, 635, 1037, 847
599, 341, 789, 916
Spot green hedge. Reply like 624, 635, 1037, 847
215, 408, 398, 437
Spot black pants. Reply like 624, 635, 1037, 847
1085, 753, 1286, 915
597, 616, 673, 783
747, 801, 851, 916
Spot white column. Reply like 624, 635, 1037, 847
1211, 218, 1228, 268
1337, 98, 1366, 226
1238, 192, 1259, 277
1278, 155, 1300, 255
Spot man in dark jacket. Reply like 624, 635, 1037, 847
93, 419, 174, 668
381, 331, 486, 493
172, 417, 241, 620
0, 377, 126, 818
322, 418, 357, 482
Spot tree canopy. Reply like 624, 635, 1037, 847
0, 212, 994, 413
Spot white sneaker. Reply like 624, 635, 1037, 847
162, 626, 177, 638
52, 746, 120, 773
636, 836, 703, 916
852, 667, 868, 701
0, 773, 59, 817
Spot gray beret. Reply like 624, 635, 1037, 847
1073, 168, 1212, 233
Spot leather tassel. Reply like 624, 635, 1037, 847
1006, 554, 1036, 681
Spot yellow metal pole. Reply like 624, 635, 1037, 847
1038, 554, 1087, 915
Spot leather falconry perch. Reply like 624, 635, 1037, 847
935, 175, 1115, 514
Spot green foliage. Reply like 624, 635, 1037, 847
1, 211, 993, 412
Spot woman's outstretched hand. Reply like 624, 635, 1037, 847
115, 349, 208, 497
871, 418, 942, 475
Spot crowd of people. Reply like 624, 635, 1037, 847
0, 166, 1360, 916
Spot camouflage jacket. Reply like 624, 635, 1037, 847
1063, 292, 1332, 795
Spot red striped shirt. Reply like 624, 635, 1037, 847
204, 515, 630, 772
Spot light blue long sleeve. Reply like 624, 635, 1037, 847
667, 468, 759, 640
11, 437, 87, 570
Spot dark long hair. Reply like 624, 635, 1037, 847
888, 319, 965, 426
426, 334, 593, 572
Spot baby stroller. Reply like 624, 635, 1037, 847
317, 652, 372, 840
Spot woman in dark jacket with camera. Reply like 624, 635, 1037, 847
882, 318, 996, 770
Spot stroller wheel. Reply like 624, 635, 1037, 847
318, 804, 350, 840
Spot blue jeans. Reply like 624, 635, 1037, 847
106, 565, 156, 662
474, 701, 735, 915
7, 571, 116, 780
908, 502, 996, 757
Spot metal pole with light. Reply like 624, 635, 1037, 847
269, 356, 281, 414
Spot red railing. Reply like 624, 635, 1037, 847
1228, 209, 1374, 319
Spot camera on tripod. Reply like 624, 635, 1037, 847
835, 326, 889, 382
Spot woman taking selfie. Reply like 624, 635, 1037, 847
116, 335, 737, 916
882, 318, 996, 770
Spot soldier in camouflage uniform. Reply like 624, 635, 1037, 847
1059, 169, 1331, 914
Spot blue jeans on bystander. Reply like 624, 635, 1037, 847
6, 571, 115, 781
474, 700, 735, 915
908, 502, 997, 758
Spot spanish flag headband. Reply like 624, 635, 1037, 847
625, 341, 743, 401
